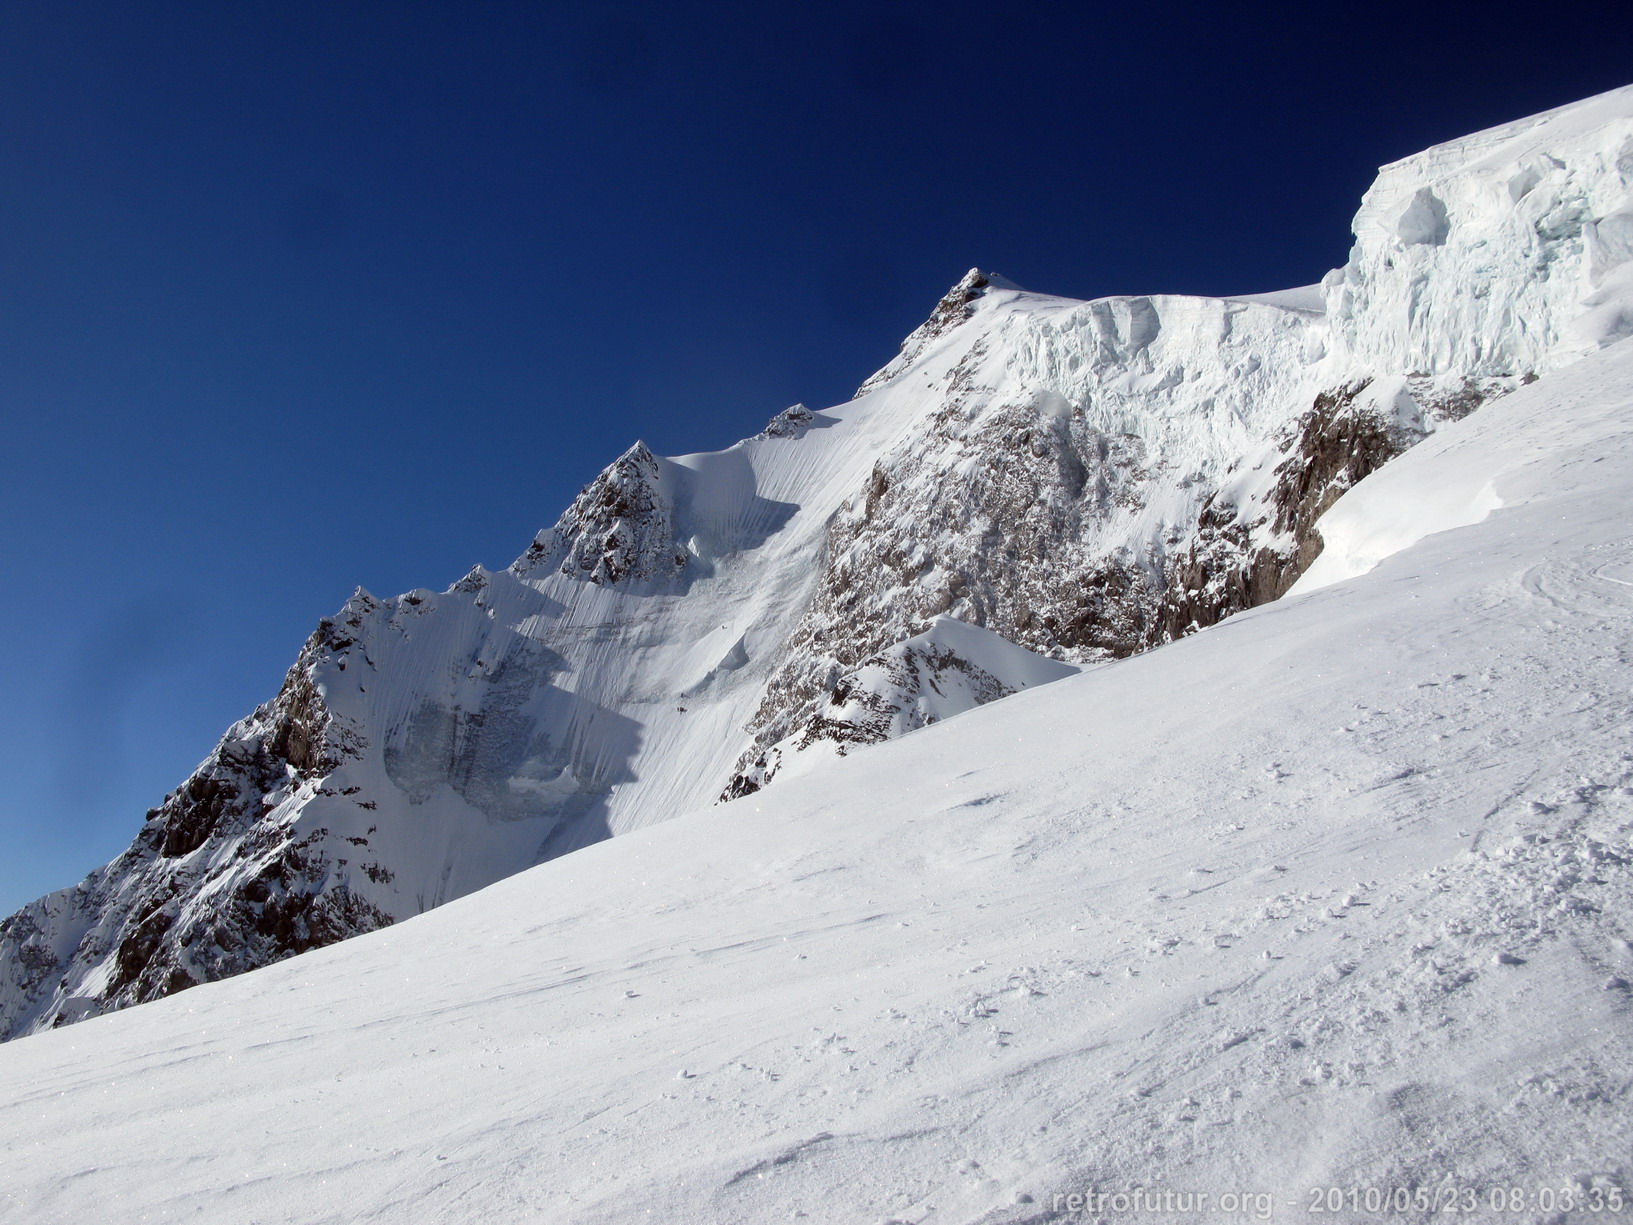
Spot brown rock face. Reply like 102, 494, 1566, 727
1157, 380, 1423, 641
513, 442, 687, 586
727, 375, 1510, 802
0, 620, 389, 1039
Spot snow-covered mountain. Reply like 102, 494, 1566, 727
3, 254, 1632, 1225
3, 84, 1631, 1043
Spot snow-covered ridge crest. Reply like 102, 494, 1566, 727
1328, 82, 1633, 377
5, 85, 1633, 1042
854, 267, 1020, 397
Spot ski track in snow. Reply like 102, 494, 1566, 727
2, 334, 1633, 1222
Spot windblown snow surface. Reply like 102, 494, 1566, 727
4, 316, 1633, 1220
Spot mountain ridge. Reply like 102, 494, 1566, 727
4, 317, 1631, 1220
4, 83, 1632, 1042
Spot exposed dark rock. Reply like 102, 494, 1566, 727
1156, 381, 1430, 641
855, 269, 1001, 397
0, 616, 382, 1039
1406, 374, 1513, 423
722, 629, 1039, 801
156, 776, 244, 858
512, 442, 687, 585
729, 399, 1159, 783
761, 403, 816, 438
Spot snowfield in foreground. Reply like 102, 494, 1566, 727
3, 322, 1632, 1222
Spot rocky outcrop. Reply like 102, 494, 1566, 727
0, 619, 385, 1039
854, 268, 1008, 397
513, 442, 687, 585
760, 403, 816, 439
1156, 372, 1525, 640
1156, 380, 1416, 639
723, 618, 1075, 799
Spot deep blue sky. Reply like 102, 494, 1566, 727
3, 0, 1630, 914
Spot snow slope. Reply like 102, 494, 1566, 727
3, 315, 1630, 1223
6, 83, 1633, 1044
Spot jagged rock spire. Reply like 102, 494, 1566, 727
513, 441, 687, 585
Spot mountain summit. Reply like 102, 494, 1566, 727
4, 85, 1632, 1042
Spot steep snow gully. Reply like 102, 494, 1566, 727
2, 83, 1633, 1219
